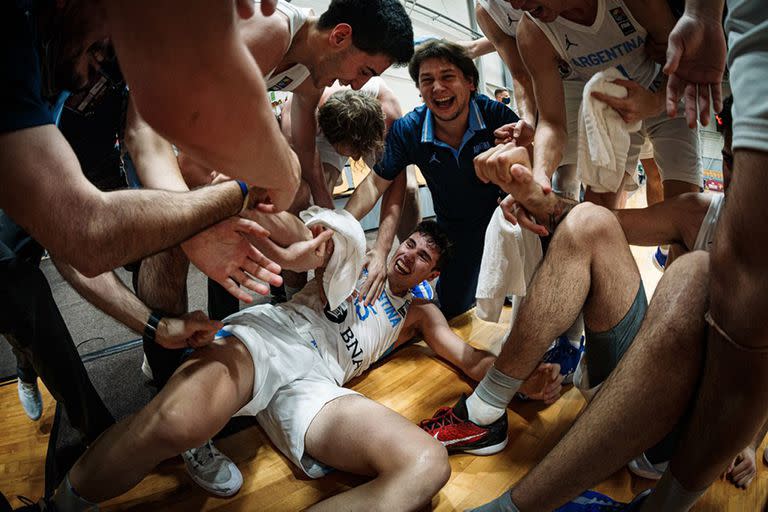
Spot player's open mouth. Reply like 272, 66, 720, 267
530, 6, 544, 17
433, 97, 455, 110
394, 258, 411, 275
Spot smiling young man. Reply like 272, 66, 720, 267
28, 219, 555, 511
347, 39, 533, 320
240, 0, 413, 210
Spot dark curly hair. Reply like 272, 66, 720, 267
409, 220, 453, 271
318, 0, 414, 65
318, 90, 386, 160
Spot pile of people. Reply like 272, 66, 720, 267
1, 0, 764, 510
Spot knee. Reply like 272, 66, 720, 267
146, 405, 213, 456
398, 438, 451, 499
556, 202, 620, 248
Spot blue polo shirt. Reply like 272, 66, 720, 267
374, 93, 519, 231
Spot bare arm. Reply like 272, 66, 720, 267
398, 302, 496, 382
0, 126, 245, 277
517, 16, 567, 183
123, 97, 188, 192
614, 193, 710, 250
52, 259, 222, 349
456, 37, 497, 59
105, 0, 300, 209
292, 89, 333, 208
476, 4, 536, 127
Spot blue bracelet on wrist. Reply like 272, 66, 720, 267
236, 180, 249, 198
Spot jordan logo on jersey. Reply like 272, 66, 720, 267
507, 13, 519, 26
429, 153, 441, 165
609, 7, 636, 36
565, 34, 578, 50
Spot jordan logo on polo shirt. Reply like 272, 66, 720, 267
429, 153, 440, 164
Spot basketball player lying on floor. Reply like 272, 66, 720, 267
50, 218, 558, 511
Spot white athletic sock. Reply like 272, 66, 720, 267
467, 366, 522, 425
639, 470, 705, 512
51, 474, 99, 512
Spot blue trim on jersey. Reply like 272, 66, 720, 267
411, 280, 434, 300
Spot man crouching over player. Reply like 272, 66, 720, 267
42, 218, 553, 511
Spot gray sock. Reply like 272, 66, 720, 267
639, 470, 706, 512
474, 366, 523, 409
51, 474, 99, 511
467, 366, 522, 425
466, 490, 519, 512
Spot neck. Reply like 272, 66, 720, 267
281, 18, 319, 72
562, 0, 598, 25
433, 103, 471, 149
387, 279, 410, 298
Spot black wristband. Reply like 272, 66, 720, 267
143, 311, 164, 343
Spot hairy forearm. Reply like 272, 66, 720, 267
58, 182, 244, 276
372, 172, 405, 255
345, 172, 390, 220
513, 76, 537, 128
53, 260, 149, 334
533, 122, 566, 180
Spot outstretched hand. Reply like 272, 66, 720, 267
155, 310, 223, 350
664, 12, 726, 127
182, 216, 283, 302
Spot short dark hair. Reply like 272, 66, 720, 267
318, 90, 386, 160
408, 39, 479, 89
494, 88, 508, 97
716, 95, 733, 136
409, 220, 453, 271
318, 0, 414, 65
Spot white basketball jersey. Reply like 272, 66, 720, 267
282, 278, 413, 384
693, 193, 724, 252
476, 0, 523, 37
263, 1, 312, 92
532, 0, 660, 89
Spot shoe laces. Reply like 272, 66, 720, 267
419, 407, 459, 433
191, 441, 214, 466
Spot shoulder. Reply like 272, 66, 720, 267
474, 94, 519, 126
239, 9, 293, 73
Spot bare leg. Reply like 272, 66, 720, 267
666, 150, 768, 495
508, 251, 710, 511
396, 165, 422, 243
305, 395, 450, 511
641, 157, 663, 206
584, 187, 625, 210
493, 203, 640, 381
68, 337, 255, 502
137, 246, 190, 384
663, 179, 700, 266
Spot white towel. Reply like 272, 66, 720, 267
475, 206, 543, 323
577, 68, 642, 194
299, 206, 366, 310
